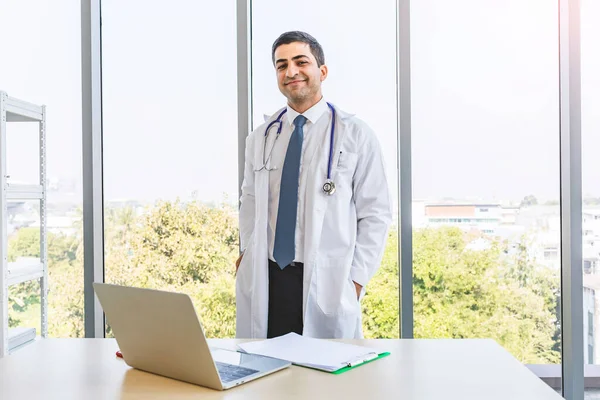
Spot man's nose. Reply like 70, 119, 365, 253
286, 64, 299, 77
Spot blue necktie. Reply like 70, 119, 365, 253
273, 115, 307, 269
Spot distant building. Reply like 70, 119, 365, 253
583, 275, 600, 364
423, 203, 502, 235
516, 205, 561, 270
501, 206, 520, 225
415, 199, 600, 366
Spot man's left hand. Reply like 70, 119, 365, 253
353, 281, 362, 300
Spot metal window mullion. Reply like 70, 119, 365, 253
39, 105, 48, 337
82, 0, 105, 338
559, 0, 584, 398
397, 0, 413, 339
237, 0, 252, 207
0, 93, 8, 356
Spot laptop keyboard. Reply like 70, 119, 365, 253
215, 361, 259, 383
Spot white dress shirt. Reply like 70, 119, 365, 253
268, 97, 330, 264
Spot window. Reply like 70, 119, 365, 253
101, 0, 238, 338
582, 0, 600, 375
411, 0, 561, 388
0, 0, 84, 338
251, 0, 399, 338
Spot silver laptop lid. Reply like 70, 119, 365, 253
93, 283, 224, 390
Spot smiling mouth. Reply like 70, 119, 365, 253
285, 80, 305, 85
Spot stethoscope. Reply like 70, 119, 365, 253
255, 102, 337, 196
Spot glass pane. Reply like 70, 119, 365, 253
252, 0, 399, 338
8, 280, 41, 336
5, 122, 40, 185
411, 0, 562, 393
582, 0, 600, 397
101, 0, 238, 338
7, 200, 41, 336
0, 0, 84, 339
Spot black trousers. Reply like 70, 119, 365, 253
267, 259, 304, 338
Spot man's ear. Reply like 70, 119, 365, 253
320, 65, 328, 82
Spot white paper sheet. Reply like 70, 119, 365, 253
237, 333, 385, 372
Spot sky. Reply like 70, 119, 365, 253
0, 0, 599, 206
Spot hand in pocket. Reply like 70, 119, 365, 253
235, 253, 244, 273
353, 281, 362, 300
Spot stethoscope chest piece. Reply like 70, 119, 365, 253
323, 180, 336, 196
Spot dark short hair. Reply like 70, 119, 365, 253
271, 31, 325, 67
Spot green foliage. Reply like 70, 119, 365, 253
104, 200, 239, 338
184, 274, 237, 338
7, 227, 41, 327
8, 281, 39, 328
130, 200, 238, 286
361, 229, 399, 338
362, 226, 560, 364
7, 226, 83, 333
9, 201, 561, 364
8, 227, 40, 261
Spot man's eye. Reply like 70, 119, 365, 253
278, 65, 286, 70
298, 61, 307, 65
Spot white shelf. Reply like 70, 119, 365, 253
6, 184, 44, 200
5, 96, 43, 122
1, 90, 47, 357
8, 327, 36, 353
7, 260, 44, 286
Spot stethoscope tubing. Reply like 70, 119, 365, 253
262, 103, 336, 183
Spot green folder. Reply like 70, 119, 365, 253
296, 351, 391, 374
331, 351, 391, 374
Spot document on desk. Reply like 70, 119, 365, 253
237, 333, 390, 374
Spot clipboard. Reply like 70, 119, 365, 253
295, 351, 391, 374
330, 351, 391, 374
237, 333, 390, 374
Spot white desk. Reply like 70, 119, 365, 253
0, 338, 563, 399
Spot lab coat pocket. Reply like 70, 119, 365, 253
236, 233, 254, 297
315, 256, 355, 317
337, 151, 359, 170
334, 152, 359, 191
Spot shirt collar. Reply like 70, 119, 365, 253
286, 97, 328, 127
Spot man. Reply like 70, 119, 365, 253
236, 31, 391, 339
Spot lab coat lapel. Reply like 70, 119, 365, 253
301, 104, 353, 178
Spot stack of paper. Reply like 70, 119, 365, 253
237, 333, 389, 373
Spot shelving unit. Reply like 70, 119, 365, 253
0, 91, 48, 357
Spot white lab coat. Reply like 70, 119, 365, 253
236, 104, 392, 339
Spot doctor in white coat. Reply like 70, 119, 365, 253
236, 31, 391, 339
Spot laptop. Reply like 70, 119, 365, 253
93, 283, 291, 390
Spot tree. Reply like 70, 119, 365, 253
7, 227, 81, 333
361, 229, 399, 338
521, 195, 538, 207
104, 200, 239, 338
9, 200, 561, 363
362, 226, 560, 364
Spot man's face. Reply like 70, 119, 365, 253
274, 42, 327, 105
